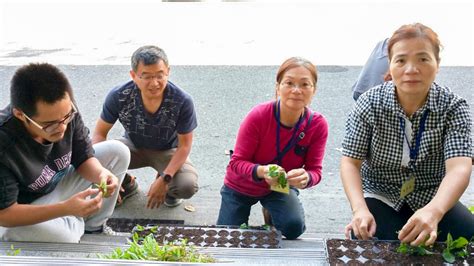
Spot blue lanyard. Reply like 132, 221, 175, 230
399, 110, 430, 166
275, 100, 304, 165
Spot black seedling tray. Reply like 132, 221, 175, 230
106, 218, 184, 233
325, 238, 474, 265
133, 224, 282, 249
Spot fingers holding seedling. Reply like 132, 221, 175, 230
94, 179, 108, 197
266, 164, 288, 188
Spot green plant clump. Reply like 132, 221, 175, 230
6, 244, 21, 256
239, 223, 249, 229
396, 242, 433, 256
97, 233, 215, 263
396, 232, 472, 264
442, 233, 469, 263
268, 165, 288, 188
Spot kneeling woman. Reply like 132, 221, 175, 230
217, 57, 328, 239
341, 23, 473, 246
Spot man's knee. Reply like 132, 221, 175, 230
171, 181, 198, 199
169, 173, 198, 199
93, 140, 131, 179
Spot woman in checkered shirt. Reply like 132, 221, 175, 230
341, 23, 473, 246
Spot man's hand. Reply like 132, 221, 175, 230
287, 168, 310, 189
97, 168, 119, 198
64, 188, 103, 217
147, 176, 168, 209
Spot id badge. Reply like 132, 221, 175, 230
400, 175, 415, 199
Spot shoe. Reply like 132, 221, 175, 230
164, 195, 184, 207
262, 207, 273, 226
116, 173, 139, 207
84, 224, 117, 236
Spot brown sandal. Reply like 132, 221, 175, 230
116, 173, 139, 206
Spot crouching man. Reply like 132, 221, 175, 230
0, 63, 130, 242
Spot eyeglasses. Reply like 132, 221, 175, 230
138, 72, 168, 82
23, 103, 77, 134
280, 81, 314, 91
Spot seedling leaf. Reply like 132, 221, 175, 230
239, 223, 249, 229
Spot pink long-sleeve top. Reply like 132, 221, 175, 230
224, 101, 329, 197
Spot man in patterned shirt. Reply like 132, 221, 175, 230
341, 23, 473, 246
92, 45, 198, 209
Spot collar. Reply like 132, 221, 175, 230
383, 81, 443, 118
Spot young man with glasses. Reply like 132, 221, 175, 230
0, 63, 130, 242
92, 45, 198, 209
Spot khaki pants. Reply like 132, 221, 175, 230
118, 137, 199, 199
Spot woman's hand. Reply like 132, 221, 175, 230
258, 165, 281, 186
345, 208, 376, 240
398, 206, 442, 246
287, 168, 310, 189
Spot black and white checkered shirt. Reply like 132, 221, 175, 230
342, 82, 472, 211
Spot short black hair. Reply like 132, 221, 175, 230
10, 63, 73, 116
131, 45, 168, 72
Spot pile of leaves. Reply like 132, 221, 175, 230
268, 165, 287, 188
97, 233, 215, 263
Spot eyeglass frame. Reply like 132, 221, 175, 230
279, 80, 315, 91
23, 102, 78, 134
137, 72, 169, 82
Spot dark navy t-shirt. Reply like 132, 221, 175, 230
100, 80, 197, 150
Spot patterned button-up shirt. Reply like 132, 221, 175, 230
342, 82, 472, 211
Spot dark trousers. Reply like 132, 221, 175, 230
365, 198, 474, 241
216, 185, 306, 240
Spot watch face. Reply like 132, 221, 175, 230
164, 174, 172, 183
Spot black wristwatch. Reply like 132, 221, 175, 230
159, 172, 173, 184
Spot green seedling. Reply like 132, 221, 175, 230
134, 224, 145, 232
6, 244, 21, 256
469, 206, 474, 214
441, 233, 469, 263
262, 224, 271, 231
396, 232, 433, 256
396, 242, 434, 256
239, 223, 249, 229
268, 165, 288, 188
97, 233, 215, 263
94, 179, 108, 196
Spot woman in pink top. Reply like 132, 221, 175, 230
217, 57, 328, 239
